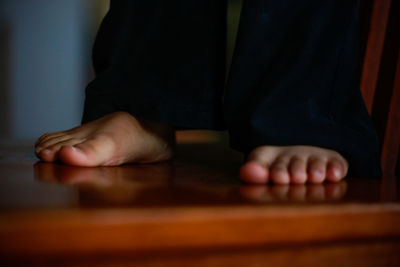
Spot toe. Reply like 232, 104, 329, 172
270, 157, 290, 184
307, 157, 327, 184
240, 146, 276, 184
35, 134, 71, 153
58, 136, 115, 166
37, 138, 84, 162
326, 158, 348, 182
239, 162, 269, 184
58, 145, 90, 166
36, 131, 65, 145
288, 156, 307, 184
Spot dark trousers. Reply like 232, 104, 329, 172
82, 0, 382, 178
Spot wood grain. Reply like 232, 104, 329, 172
1, 205, 400, 256
360, 0, 392, 112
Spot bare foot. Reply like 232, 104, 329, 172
239, 146, 349, 184
34, 112, 175, 166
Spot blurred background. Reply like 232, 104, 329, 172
0, 0, 242, 145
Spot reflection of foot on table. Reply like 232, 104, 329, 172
33, 160, 348, 205
239, 182, 348, 202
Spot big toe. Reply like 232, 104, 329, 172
239, 162, 269, 184
58, 136, 116, 167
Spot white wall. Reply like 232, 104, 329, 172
0, 0, 98, 140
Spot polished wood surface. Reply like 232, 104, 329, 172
1, 1, 399, 265
360, 0, 392, 111
0, 141, 399, 265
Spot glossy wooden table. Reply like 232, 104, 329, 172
1, 137, 400, 266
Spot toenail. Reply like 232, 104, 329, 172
70, 146, 82, 153
333, 168, 341, 178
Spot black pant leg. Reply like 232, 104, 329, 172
82, 0, 227, 130
225, 0, 382, 178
